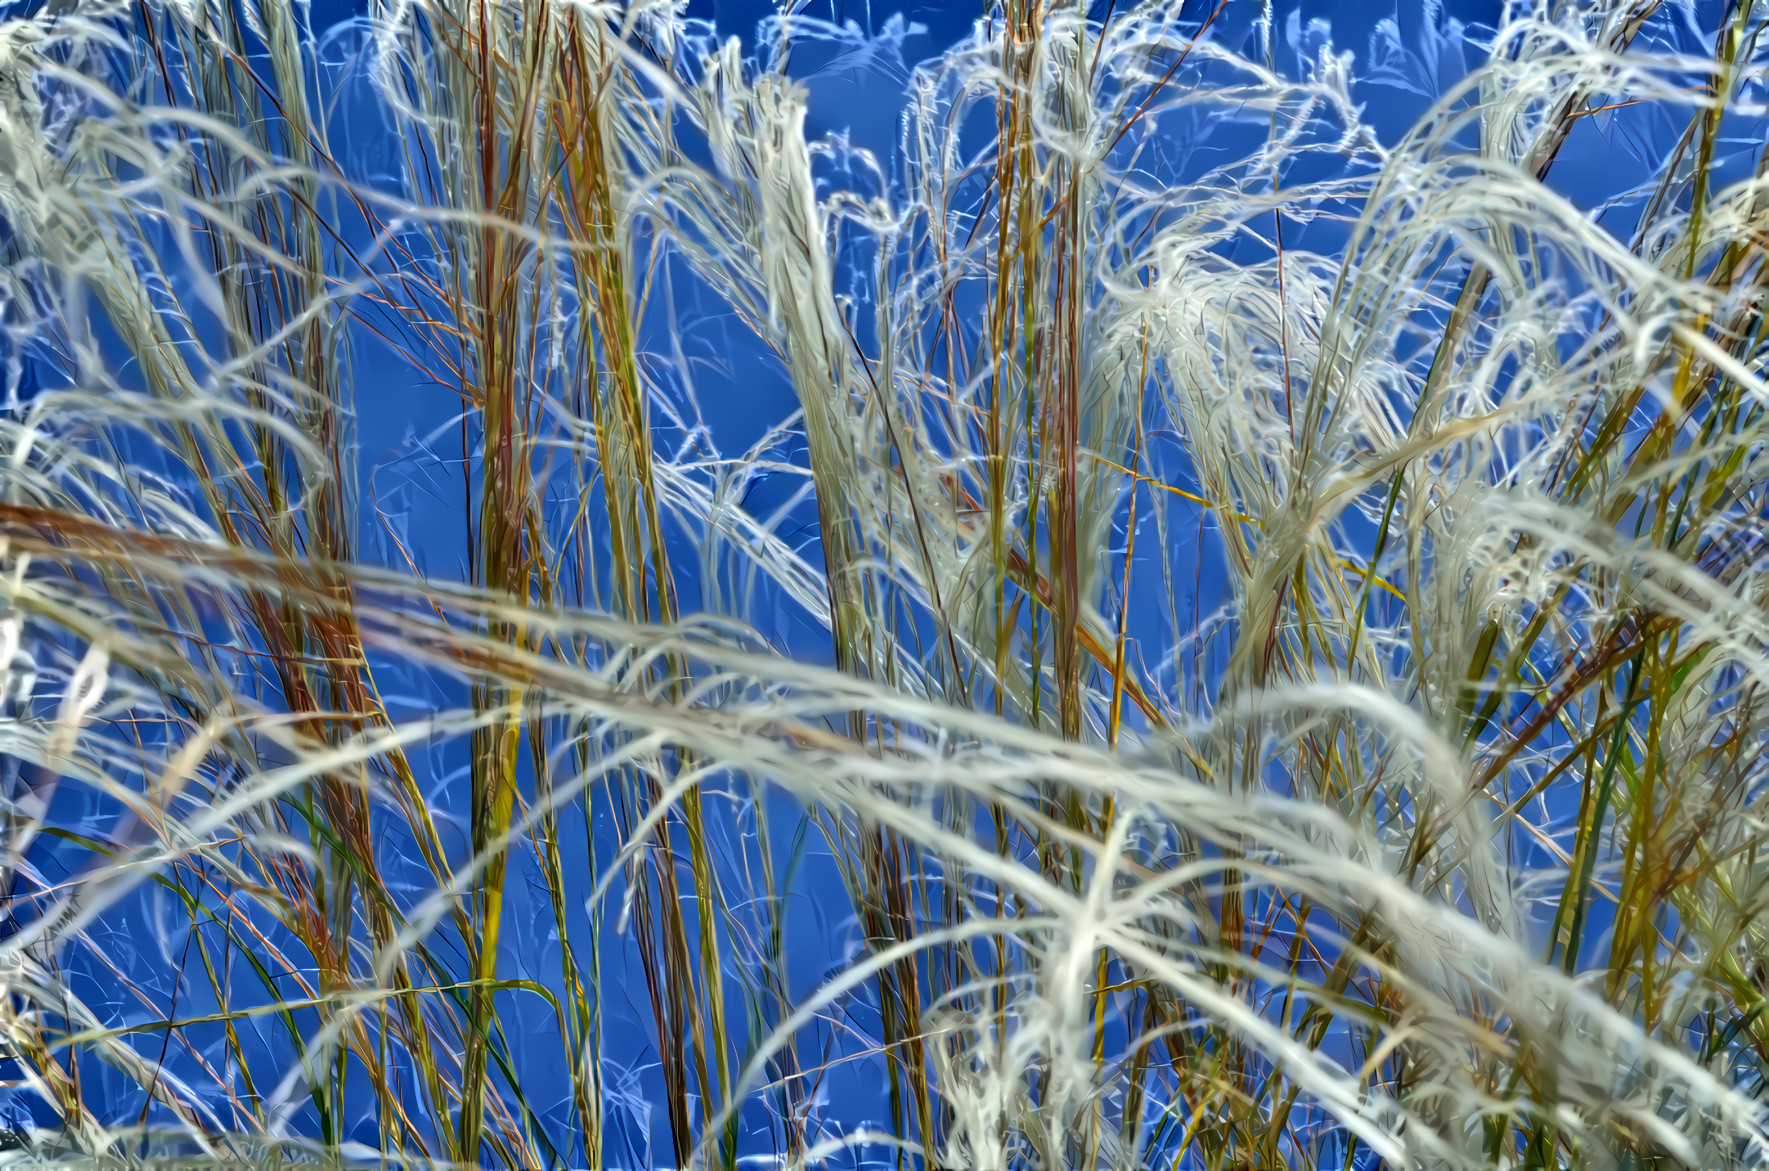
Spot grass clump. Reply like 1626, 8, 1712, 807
1, 0, 1769, 1166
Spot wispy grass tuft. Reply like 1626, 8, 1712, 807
1, 0, 1768, 1165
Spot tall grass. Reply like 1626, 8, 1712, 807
0, 0, 1767, 1164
